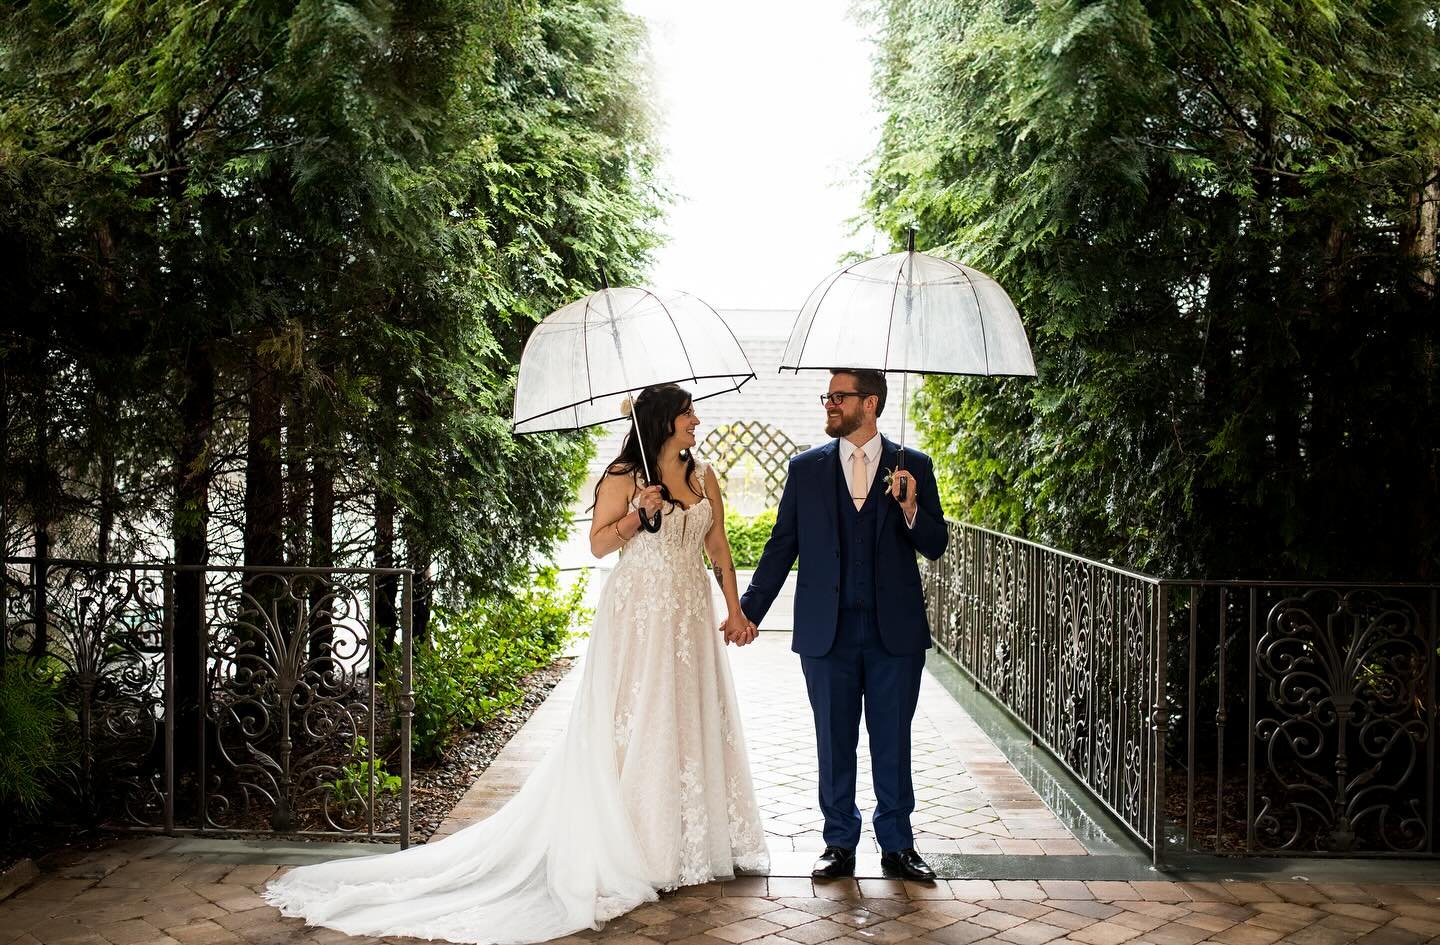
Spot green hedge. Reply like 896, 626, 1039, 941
392, 568, 589, 763
725, 508, 793, 569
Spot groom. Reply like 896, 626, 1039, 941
739, 369, 948, 882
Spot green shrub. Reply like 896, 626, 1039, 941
725, 508, 792, 569
390, 568, 589, 763
0, 657, 70, 817
328, 736, 401, 804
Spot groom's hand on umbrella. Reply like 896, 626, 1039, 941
889, 469, 919, 521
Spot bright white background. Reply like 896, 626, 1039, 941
624, 0, 883, 310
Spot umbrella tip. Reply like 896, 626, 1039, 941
906, 228, 916, 254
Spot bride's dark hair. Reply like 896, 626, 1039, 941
592, 383, 700, 512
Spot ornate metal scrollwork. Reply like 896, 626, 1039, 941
922, 524, 1165, 849
3, 559, 412, 842
205, 570, 379, 834
1252, 588, 1430, 853
2, 561, 166, 826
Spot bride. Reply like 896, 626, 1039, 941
264, 383, 769, 944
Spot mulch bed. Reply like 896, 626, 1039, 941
0, 656, 577, 872
407, 656, 575, 842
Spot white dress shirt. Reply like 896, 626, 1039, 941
838, 433, 882, 498
838, 433, 916, 528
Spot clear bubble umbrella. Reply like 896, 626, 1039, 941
512, 277, 755, 531
780, 232, 1037, 498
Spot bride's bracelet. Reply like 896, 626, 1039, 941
612, 512, 633, 545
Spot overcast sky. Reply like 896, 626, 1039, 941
623, 0, 883, 311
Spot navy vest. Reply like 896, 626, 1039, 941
836, 454, 880, 613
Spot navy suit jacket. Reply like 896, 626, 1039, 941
740, 435, 949, 658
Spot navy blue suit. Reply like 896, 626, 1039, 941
740, 436, 948, 851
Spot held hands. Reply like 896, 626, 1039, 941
888, 468, 918, 521
719, 611, 758, 647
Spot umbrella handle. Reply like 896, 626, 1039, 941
894, 455, 908, 503
637, 507, 663, 533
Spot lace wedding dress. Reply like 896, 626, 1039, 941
265, 463, 769, 944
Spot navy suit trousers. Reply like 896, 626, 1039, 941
800, 609, 925, 852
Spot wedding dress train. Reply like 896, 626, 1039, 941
264, 465, 768, 943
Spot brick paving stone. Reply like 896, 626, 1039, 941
1088, 885, 1141, 902
899, 910, 965, 933
1040, 884, 1092, 902
1393, 906, 1440, 922
994, 883, 1046, 902
1173, 914, 1239, 935
777, 919, 852, 945
857, 881, 911, 900
725, 879, 771, 899
1207, 923, 1286, 945
968, 911, 1027, 933
916, 922, 994, 945
1392, 917, 1440, 937
711, 918, 787, 943
1040, 910, 1097, 933
982, 902, 1052, 922
1174, 885, 1238, 904
768, 881, 817, 899
1280, 927, 1368, 945
813, 883, 864, 903
1214, 886, 1281, 905
950, 883, 1001, 902
641, 917, 724, 943
854, 919, 926, 945
1323, 906, 1401, 924
905, 882, 955, 901
994, 920, 1068, 945
1067, 921, 1143, 945
1048, 903, 1123, 922
1128, 885, 1189, 904
1187, 903, 1256, 923
774, 899, 848, 920
1117, 903, 1190, 922
1316, 915, 1384, 935
1260, 884, 1330, 905
1139, 922, 1210, 945
1108, 912, 1167, 934
1349, 930, 1428, 945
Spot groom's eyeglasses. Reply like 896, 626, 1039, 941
820, 392, 866, 407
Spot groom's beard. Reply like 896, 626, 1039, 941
826, 410, 861, 438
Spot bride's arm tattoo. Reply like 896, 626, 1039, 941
712, 562, 734, 587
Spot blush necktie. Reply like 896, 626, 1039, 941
851, 449, 868, 510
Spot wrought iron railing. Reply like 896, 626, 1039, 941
1169, 581, 1437, 858
923, 523, 1168, 859
924, 522, 1440, 862
2, 558, 415, 846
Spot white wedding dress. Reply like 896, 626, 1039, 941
265, 463, 769, 944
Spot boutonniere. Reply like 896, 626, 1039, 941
881, 466, 899, 490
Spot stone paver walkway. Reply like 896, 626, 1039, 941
8, 632, 1440, 945
434, 632, 1081, 859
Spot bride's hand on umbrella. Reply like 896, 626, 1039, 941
637, 485, 665, 517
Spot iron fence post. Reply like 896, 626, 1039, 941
1153, 582, 1169, 869
400, 571, 414, 850
163, 563, 175, 834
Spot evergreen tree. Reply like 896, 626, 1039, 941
866, 0, 1440, 579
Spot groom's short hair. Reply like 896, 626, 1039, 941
831, 369, 887, 417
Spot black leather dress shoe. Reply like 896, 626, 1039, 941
811, 845, 856, 879
880, 848, 936, 882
